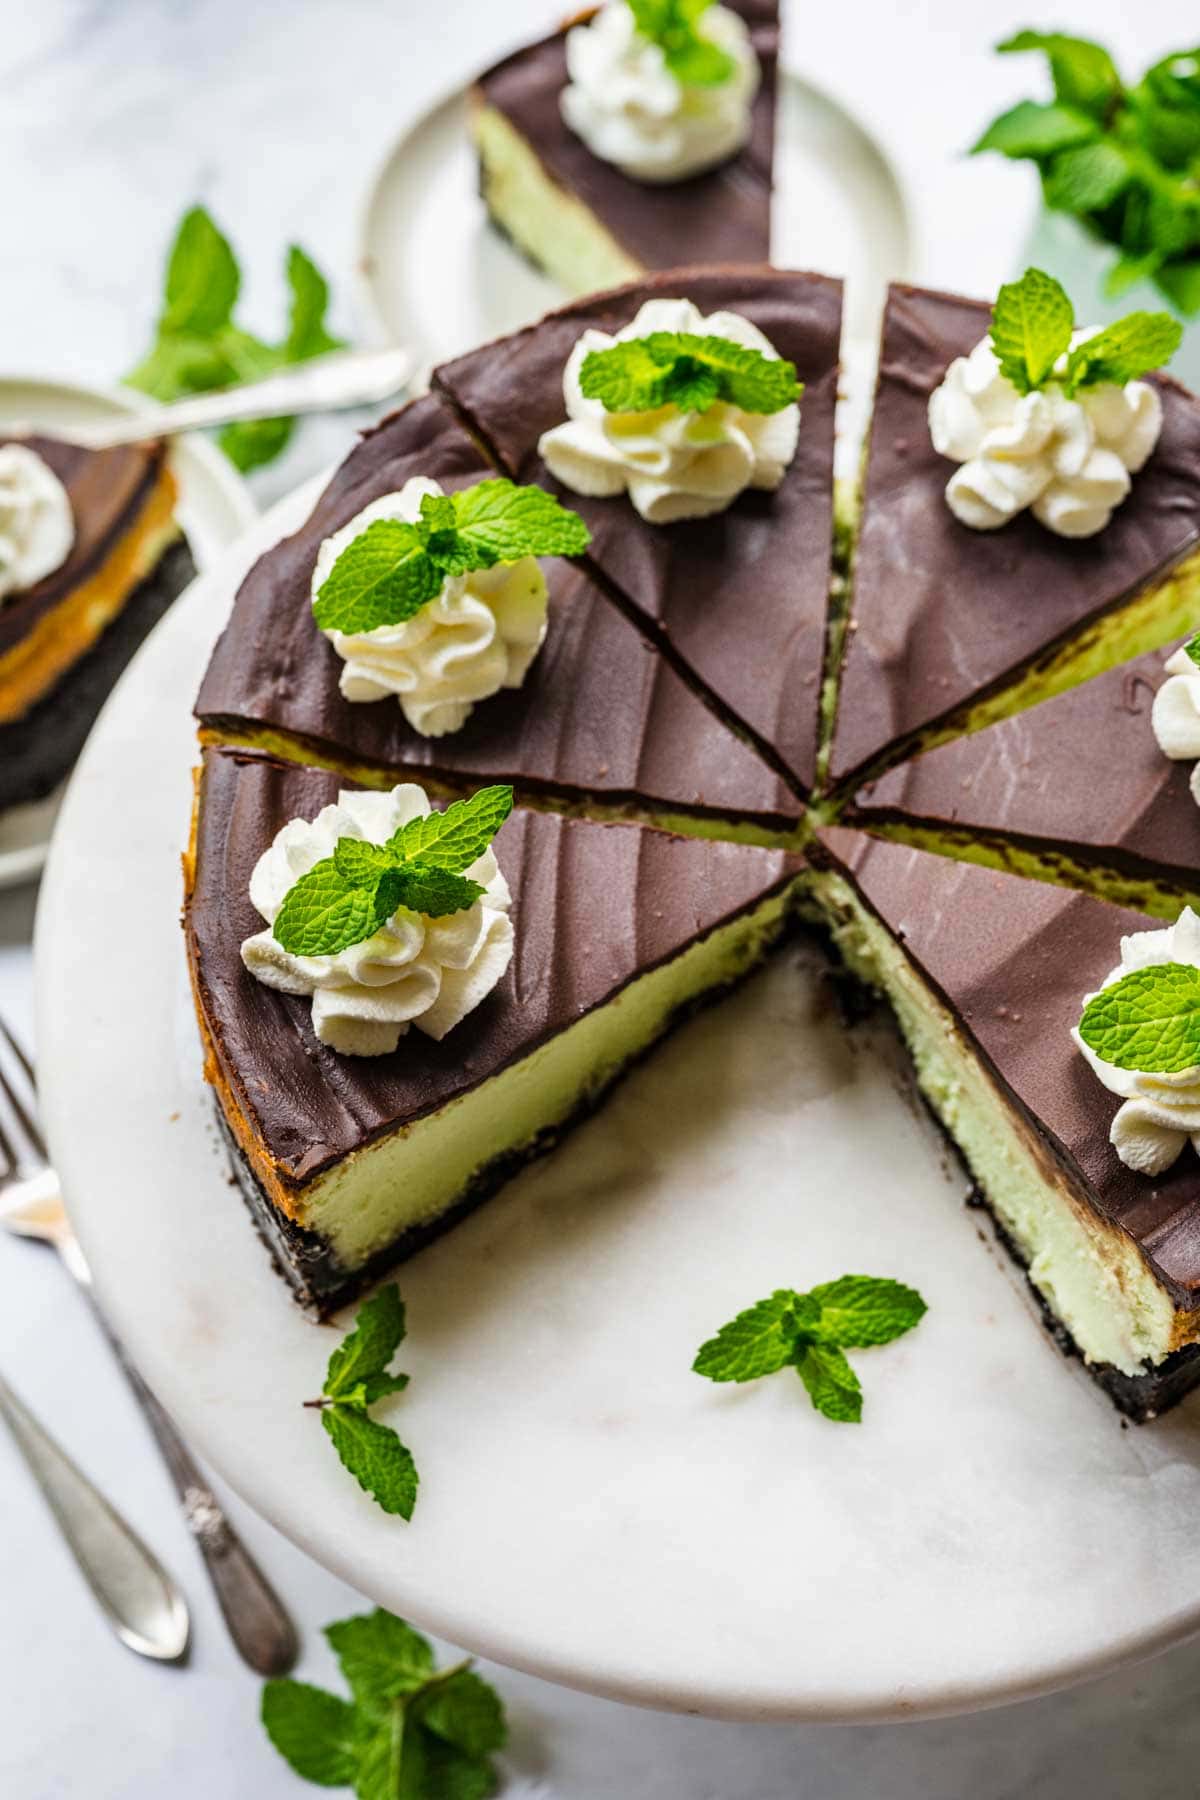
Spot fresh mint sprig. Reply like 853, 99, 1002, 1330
275, 786, 513, 960
580, 331, 801, 418
308, 1286, 419, 1518
693, 1276, 927, 1423
988, 267, 1181, 397
972, 35, 1200, 318
262, 1608, 507, 1798
313, 480, 590, 636
1078, 963, 1200, 1075
127, 205, 344, 471
626, 0, 735, 86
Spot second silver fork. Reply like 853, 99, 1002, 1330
0, 1015, 299, 1676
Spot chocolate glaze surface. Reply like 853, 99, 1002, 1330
816, 827, 1200, 1305
828, 284, 1200, 790
0, 434, 168, 658
853, 647, 1200, 891
477, 0, 777, 272
188, 750, 801, 1183
196, 392, 793, 828
435, 266, 843, 793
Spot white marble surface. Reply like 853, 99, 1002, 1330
4, 0, 1200, 1793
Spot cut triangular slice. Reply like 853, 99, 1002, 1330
809, 827, 1200, 1418
435, 266, 843, 797
826, 282, 1200, 796
195, 393, 798, 844
186, 749, 806, 1312
850, 647, 1200, 918
473, 2, 778, 295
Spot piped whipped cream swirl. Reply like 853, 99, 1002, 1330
241, 783, 513, 1058
313, 478, 549, 738
1073, 907, 1200, 1175
538, 298, 799, 524
928, 334, 1162, 538
0, 444, 75, 605
1151, 643, 1200, 810
560, 2, 759, 183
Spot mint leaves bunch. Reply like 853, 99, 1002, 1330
274, 786, 513, 960
309, 1286, 420, 1518
1078, 962, 1200, 1075
694, 1276, 927, 1422
580, 331, 801, 417
626, 0, 735, 86
973, 33, 1200, 317
988, 267, 1181, 397
127, 205, 343, 471
313, 481, 590, 636
263, 1608, 506, 1798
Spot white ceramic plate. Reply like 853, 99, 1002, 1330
33, 485, 1200, 1723
358, 68, 914, 365
0, 374, 256, 890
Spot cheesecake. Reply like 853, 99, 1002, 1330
473, 2, 778, 296
823, 283, 1200, 798
185, 748, 806, 1311
1, 433, 187, 813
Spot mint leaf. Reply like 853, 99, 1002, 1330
323, 1408, 419, 1519
325, 1286, 408, 1403
1156, 261, 1200, 319
1078, 962, 1200, 1074
692, 1290, 819, 1382
806, 1275, 928, 1347
450, 479, 591, 567
1185, 631, 1200, 671
313, 519, 441, 635
387, 786, 514, 874
626, 0, 735, 86
989, 267, 1076, 394
971, 98, 1098, 158
1043, 141, 1131, 214
420, 1671, 507, 1760
998, 30, 1122, 118
580, 331, 801, 416
1062, 309, 1183, 391
261, 1680, 360, 1787
287, 244, 342, 361
273, 857, 396, 958
795, 1344, 863, 1424
393, 866, 486, 920
326, 1610, 435, 1706
219, 414, 296, 474
316, 1287, 419, 1520
161, 205, 240, 336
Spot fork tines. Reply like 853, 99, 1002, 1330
0, 1016, 44, 1177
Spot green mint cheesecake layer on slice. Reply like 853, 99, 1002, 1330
807, 826, 1200, 1419
473, 1, 779, 297
433, 266, 844, 799
194, 390, 800, 846
185, 748, 807, 1313
823, 277, 1200, 799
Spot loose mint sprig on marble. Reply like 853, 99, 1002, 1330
1078, 963, 1200, 1075
306, 1285, 419, 1518
626, 0, 735, 87
580, 331, 801, 417
693, 1275, 927, 1423
262, 1607, 506, 1797
313, 481, 590, 636
988, 267, 1181, 398
274, 785, 513, 960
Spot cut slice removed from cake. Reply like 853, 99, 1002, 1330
808, 826, 1200, 1418
824, 282, 1200, 798
185, 749, 806, 1312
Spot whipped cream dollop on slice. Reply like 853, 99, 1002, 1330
1151, 642, 1200, 811
538, 298, 799, 525
241, 783, 514, 1058
559, 2, 759, 183
0, 443, 75, 605
928, 334, 1162, 538
313, 478, 548, 738
1073, 907, 1200, 1175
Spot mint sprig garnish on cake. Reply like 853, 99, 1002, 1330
579, 331, 801, 417
693, 1276, 927, 1423
626, 0, 736, 86
262, 1606, 507, 1796
273, 784, 514, 959
1078, 962, 1200, 1074
312, 480, 590, 636
989, 269, 1183, 397
307, 1285, 420, 1518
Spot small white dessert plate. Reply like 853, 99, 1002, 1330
34, 483, 1200, 1724
357, 66, 914, 365
0, 373, 256, 890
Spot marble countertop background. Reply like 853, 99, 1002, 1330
3, 0, 1199, 1793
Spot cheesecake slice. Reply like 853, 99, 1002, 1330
851, 648, 1200, 919
435, 266, 843, 796
1, 434, 186, 811
473, 2, 778, 295
824, 283, 1200, 798
809, 827, 1200, 1418
185, 749, 805, 1311
196, 391, 798, 844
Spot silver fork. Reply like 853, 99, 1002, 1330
0, 1015, 299, 1676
